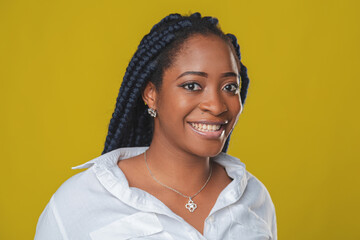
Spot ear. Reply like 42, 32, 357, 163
142, 81, 158, 109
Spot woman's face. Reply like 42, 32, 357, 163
151, 34, 242, 157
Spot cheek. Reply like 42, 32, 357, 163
230, 97, 242, 120
158, 91, 196, 118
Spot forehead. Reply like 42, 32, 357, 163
169, 34, 239, 74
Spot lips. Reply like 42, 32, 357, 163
188, 121, 228, 139
190, 123, 222, 132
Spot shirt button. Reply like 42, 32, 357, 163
209, 216, 214, 222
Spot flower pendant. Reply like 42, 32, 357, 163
185, 198, 197, 212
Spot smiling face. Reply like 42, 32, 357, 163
144, 34, 242, 157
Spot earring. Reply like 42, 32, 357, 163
147, 108, 157, 118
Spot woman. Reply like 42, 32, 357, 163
35, 13, 277, 239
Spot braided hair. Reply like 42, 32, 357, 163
102, 12, 250, 154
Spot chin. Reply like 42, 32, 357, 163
187, 142, 225, 158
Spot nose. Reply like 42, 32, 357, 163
198, 89, 228, 116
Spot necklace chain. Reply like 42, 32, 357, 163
144, 151, 212, 200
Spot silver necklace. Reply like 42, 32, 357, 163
144, 151, 213, 213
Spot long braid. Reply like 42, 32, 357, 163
221, 34, 250, 152
227, 33, 250, 105
103, 13, 250, 154
104, 19, 192, 153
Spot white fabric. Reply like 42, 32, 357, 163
35, 147, 277, 240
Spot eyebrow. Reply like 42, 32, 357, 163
222, 72, 239, 78
176, 71, 208, 79
176, 71, 238, 79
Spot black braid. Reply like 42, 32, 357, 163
102, 12, 250, 154
226, 33, 250, 105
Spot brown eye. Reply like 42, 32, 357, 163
223, 83, 239, 94
182, 82, 202, 91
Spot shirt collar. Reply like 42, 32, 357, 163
72, 147, 248, 217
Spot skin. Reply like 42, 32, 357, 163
118, 34, 242, 235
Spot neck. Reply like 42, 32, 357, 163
145, 136, 212, 195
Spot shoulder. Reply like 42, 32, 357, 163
36, 149, 145, 239
53, 167, 98, 205
215, 153, 277, 238
50, 147, 149, 209
35, 168, 103, 240
244, 170, 275, 213
214, 152, 274, 207
244, 171, 277, 239
52, 150, 113, 205
214, 153, 276, 225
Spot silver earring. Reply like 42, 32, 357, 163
147, 108, 157, 118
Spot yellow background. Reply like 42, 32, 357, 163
1, 0, 359, 239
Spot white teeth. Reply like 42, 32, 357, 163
190, 123, 222, 132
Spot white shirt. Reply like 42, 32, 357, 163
35, 147, 277, 240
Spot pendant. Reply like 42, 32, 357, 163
185, 198, 197, 213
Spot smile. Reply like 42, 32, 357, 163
190, 123, 222, 132
188, 121, 228, 139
